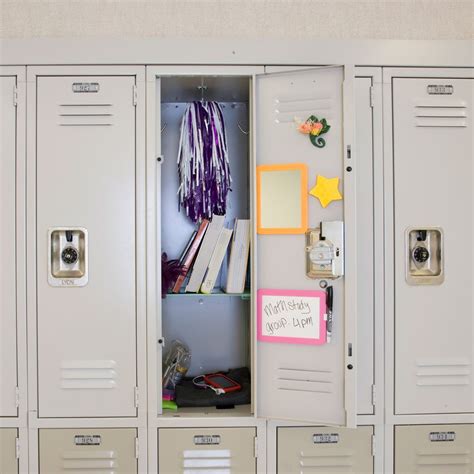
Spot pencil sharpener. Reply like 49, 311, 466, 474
305, 221, 344, 280
48, 227, 88, 287
406, 227, 443, 285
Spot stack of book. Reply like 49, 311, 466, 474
171, 215, 250, 295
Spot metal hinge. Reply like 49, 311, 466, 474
15, 437, 20, 459
254, 437, 258, 458
13, 86, 18, 107
133, 85, 138, 106
134, 387, 139, 408
371, 434, 376, 456
135, 437, 139, 459
15, 386, 20, 408
369, 86, 375, 108
371, 384, 376, 406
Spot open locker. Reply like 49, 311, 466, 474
0, 428, 18, 474
151, 65, 356, 426
28, 67, 145, 418
0, 70, 22, 419
391, 73, 474, 415
157, 427, 257, 474
155, 73, 253, 418
38, 428, 138, 473
394, 424, 474, 473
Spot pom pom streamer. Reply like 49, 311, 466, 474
177, 101, 232, 222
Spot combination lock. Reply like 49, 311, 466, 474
413, 246, 430, 264
61, 246, 79, 265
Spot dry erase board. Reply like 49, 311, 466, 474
257, 289, 327, 345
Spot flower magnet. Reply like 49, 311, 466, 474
297, 115, 330, 148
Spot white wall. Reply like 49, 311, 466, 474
0, 0, 472, 40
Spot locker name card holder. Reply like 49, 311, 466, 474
72, 82, 100, 93
429, 431, 456, 442
427, 85, 454, 95
74, 435, 101, 446
257, 289, 326, 345
313, 433, 339, 444
194, 435, 221, 445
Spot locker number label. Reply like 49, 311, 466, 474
427, 84, 453, 95
72, 82, 100, 93
429, 431, 456, 442
74, 435, 101, 446
193, 435, 221, 445
313, 433, 339, 444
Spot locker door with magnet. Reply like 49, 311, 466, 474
255, 66, 356, 426
0, 74, 19, 418
393, 77, 474, 414
0, 429, 18, 474
35, 75, 138, 417
158, 427, 256, 474
395, 424, 474, 473
278, 426, 374, 474
39, 428, 137, 474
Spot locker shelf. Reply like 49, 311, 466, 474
161, 404, 253, 418
165, 288, 251, 299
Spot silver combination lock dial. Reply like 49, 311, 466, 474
413, 246, 430, 264
61, 247, 79, 265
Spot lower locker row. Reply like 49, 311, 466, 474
2, 424, 474, 473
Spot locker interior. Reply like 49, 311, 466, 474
157, 75, 253, 417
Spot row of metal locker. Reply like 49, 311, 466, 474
2, 424, 474, 473
1, 62, 473, 473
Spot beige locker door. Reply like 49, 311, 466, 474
395, 424, 474, 473
256, 66, 356, 426
0, 429, 18, 474
39, 428, 137, 474
158, 427, 256, 474
36, 75, 137, 417
393, 77, 474, 414
277, 426, 374, 474
0, 75, 18, 417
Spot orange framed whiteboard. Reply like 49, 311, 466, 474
256, 163, 308, 234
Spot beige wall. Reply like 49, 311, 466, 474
0, 0, 472, 40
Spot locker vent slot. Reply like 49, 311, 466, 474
414, 101, 468, 128
277, 368, 333, 394
182, 449, 231, 473
59, 104, 113, 126
298, 450, 354, 470
415, 450, 471, 471
61, 360, 117, 389
274, 96, 334, 124
416, 359, 471, 387
62, 449, 117, 471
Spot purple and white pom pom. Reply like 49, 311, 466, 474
177, 101, 232, 222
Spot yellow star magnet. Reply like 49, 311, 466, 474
309, 175, 343, 208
